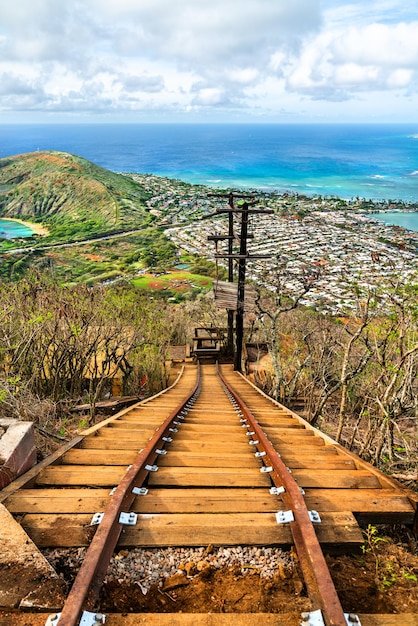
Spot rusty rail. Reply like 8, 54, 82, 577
217, 363, 347, 626
56, 363, 201, 626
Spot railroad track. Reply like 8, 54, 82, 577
0, 362, 417, 626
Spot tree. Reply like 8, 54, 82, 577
254, 261, 322, 404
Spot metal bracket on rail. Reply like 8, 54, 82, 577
270, 486, 285, 495
255, 451, 266, 457
119, 512, 137, 525
90, 512, 104, 526
132, 486, 148, 495
260, 466, 273, 473
45, 612, 107, 626
80, 612, 106, 625
275, 510, 322, 524
276, 510, 295, 524
155, 448, 167, 455
300, 610, 325, 626
145, 464, 159, 472
300, 610, 362, 626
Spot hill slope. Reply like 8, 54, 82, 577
0, 151, 151, 238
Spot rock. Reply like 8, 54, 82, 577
117, 550, 129, 557
0, 505, 67, 610
162, 573, 189, 592
196, 560, 211, 572
184, 561, 196, 576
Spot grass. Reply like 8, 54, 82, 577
131, 270, 212, 295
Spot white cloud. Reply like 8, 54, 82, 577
281, 16, 418, 100
0, 0, 417, 121
331, 22, 418, 67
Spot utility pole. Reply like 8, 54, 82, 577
235, 199, 250, 372
208, 193, 272, 372
208, 192, 235, 355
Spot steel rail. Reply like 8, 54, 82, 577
217, 363, 347, 626
56, 363, 201, 626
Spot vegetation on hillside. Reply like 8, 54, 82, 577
0, 273, 218, 452
0, 151, 151, 240
0, 152, 219, 289
251, 263, 418, 474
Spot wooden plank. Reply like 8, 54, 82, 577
88, 428, 163, 440
177, 425, 248, 433
36, 466, 127, 486
62, 449, 138, 465
304, 488, 415, 512
82, 432, 154, 446
9, 487, 412, 519
150, 467, 380, 489
270, 440, 335, 450
135, 488, 281, 514
154, 452, 355, 470
124, 510, 363, 547
292, 469, 381, 489
5, 488, 112, 514
7, 487, 279, 515
80, 438, 142, 450
169, 440, 337, 457
262, 429, 322, 440
148, 467, 271, 487
265, 456, 355, 470
21, 511, 363, 548
108, 419, 166, 428
22, 513, 96, 547
165, 441, 252, 453
158, 453, 262, 468
184, 420, 306, 429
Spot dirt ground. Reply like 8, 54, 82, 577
97, 531, 418, 615
0, 528, 417, 625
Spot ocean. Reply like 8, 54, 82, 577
367, 211, 418, 231
1, 123, 418, 235
2, 122, 418, 199
0, 218, 35, 239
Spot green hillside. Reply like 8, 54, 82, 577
0, 151, 151, 239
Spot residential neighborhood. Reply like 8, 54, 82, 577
130, 174, 418, 314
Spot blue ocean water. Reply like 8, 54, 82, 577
0, 218, 34, 238
368, 212, 418, 231
1, 122, 418, 202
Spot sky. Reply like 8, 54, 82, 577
1, 0, 418, 123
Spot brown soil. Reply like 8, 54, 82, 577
0, 532, 416, 623
97, 534, 418, 616
100, 563, 310, 614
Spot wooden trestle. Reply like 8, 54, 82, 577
2, 363, 416, 551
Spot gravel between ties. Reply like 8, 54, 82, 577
44, 545, 296, 595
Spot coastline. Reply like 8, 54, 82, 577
1, 217, 49, 236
